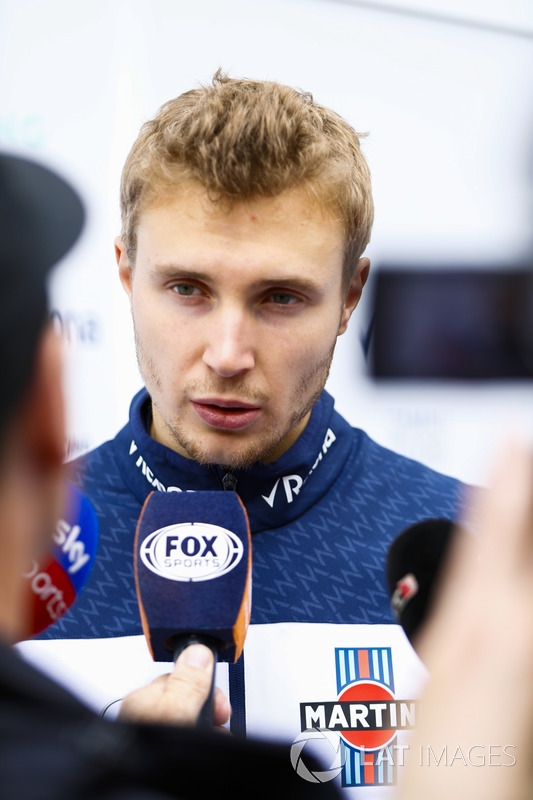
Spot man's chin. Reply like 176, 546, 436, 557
179, 431, 280, 471
184, 445, 264, 471
167, 407, 314, 470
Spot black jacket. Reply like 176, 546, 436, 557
0, 643, 337, 799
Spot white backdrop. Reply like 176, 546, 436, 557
1, 0, 532, 484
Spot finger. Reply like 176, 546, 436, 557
417, 438, 533, 667
172, 646, 231, 727
475, 438, 533, 569
170, 643, 215, 699
213, 686, 232, 727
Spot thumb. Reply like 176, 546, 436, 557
169, 643, 215, 705
173, 644, 232, 727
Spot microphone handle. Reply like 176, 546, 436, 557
172, 633, 220, 728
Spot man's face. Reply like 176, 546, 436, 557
117, 184, 368, 469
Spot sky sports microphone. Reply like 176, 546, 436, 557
21, 480, 99, 636
134, 490, 252, 725
386, 518, 454, 647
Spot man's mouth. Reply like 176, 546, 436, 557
191, 399, 262, 431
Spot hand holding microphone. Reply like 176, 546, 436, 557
119, 642, 231, 728
21, 484, 243, 731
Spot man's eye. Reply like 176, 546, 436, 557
270, 292, 298, 305
173, 284, 199, 296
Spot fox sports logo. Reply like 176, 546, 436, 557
140, 522, 243, 582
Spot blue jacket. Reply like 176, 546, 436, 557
26, 389, 465, 794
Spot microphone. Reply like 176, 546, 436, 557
386, 518, 454, 646
22, 481, 99, 636
134, 490, 252, 725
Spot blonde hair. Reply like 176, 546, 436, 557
120, 70, 373, 290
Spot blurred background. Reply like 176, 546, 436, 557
1, 0, 532, 485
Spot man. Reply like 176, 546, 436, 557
19, 72, 466, 793
1, 151, 337, 799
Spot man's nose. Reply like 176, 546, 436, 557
202, 308, 255, 378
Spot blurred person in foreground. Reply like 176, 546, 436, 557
397, 437, 533, 800
0, 152, 337, 800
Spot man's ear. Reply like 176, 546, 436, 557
0, 325, 66, 642
11, 323, 67, 547
115, 236, 133, 300
21, 324, 65, 475
338, 257, 370, 335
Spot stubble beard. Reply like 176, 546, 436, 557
135, 332, 336, 471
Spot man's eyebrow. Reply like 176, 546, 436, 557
153, 264, 206, 280
257, 276, 323, 294
152, 264, 323, 293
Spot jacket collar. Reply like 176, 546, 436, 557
115, 388, 356, 533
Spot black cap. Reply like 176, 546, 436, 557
0, 154, 84, 435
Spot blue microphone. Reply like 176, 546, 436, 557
134, 490, 252, 726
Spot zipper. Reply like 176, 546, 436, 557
221, 469, 238, 491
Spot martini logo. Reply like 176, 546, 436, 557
299, 648, 417, 788
140, 522, 243, 582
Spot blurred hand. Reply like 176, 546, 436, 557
118, 643, 231, 729
399, 439, 533, 800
